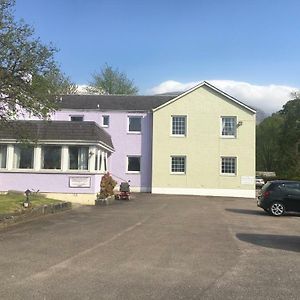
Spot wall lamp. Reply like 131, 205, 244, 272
237, 121, 243, 128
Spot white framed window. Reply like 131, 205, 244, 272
70, 115, 84, 122
171, 156, 186, 174
128, 116, 142, 133
13, 145, 34, 169
102, 115, 109, 127
221, 157, 237, 175
221, 117, 236, 137
172, 116, 186, 136
127, 156, 141, 173
41, 146, 62, 169
69, 146, 89, 170
0, 145, 7, 169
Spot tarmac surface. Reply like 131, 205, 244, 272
0, 193, 299, 299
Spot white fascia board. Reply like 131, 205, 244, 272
0, 139, 114, 152
152, 81, 256, 114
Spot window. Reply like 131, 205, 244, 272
42, 146, 61, 169
14, 145, 34, 169
221, 157, 236, 175
95, 152, 98, 170
172, 116, 186, 136
221, 117, 236, 137
104, 154, 107, 171
171, 156, 186, 174
70, 116, 83, 122
128, 117, 142, 133
127, 156, 140, 172
69, 146, 89, 170
102, 115, 109, 127
0, 145, 7, 168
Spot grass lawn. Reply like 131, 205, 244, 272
0, 192, 62, 215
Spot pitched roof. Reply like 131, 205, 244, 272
58, 95, 175, 111
0, 121, 114, 150
153, 81, 256, 114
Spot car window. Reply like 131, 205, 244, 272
261, 181, 272, 192
282, 183, 300, 194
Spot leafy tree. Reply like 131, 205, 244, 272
0, 0, 76, 122
256, 113, 283, 172
256, 94, 300, 179
87, 64, 138, 95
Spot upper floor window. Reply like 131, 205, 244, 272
70, 115, 84, 122
41, 146, 61, 169
14, 145, 34, 169
172, 116, 186, 136
127, 156, 141, 172
221, 157, 236, 175
69, 146, 89, 170
171, 156, 186, 174
102, 115, 109, 127
221, 117, 236, 137
0, 145, 7, 169
128, 116, 142, 133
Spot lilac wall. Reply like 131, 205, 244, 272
52, 110, 153, 191
0, 173, 101, 194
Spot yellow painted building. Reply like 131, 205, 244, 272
151, 81, 256, 198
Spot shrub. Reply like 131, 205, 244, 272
98, 173, 117, 199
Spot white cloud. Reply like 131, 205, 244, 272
76, 84, 89, 94
148, 79, 299, 114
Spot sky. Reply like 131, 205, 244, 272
14, 0, 300, 114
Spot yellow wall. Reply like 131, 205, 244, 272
152, 85, 256, 198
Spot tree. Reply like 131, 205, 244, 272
256, 93, 300, 179
0, 0, 76, 122
87, 64, 138, 95
256, 113, 283, 172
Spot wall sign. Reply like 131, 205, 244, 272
69, 177, 91, 188
241, 176, 255, 185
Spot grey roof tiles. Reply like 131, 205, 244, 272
58, 95, 175, 111
0, 121, 114, 149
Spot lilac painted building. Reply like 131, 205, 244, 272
0, 94, 173, 204
0, 120, 114, 204
53, 95, 174, 192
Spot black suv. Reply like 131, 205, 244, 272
257, 180, 300, 216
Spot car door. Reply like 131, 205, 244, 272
283, 183, 300, 212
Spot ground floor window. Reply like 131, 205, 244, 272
0, 145, 7, 168
221, 157, 236, 175
127, 156, 140, 172
69, 146, 89, 170
171, 156, 186, 174
42, 146, 62, 169
14, 145, 34, 169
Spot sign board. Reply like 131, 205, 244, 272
241, 176, 255, 185
69, 177, 91, 188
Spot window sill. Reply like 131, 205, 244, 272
170, 135, 186, 138
126, 171, 140, 174
220, 173, 236, 176
127, 131, 141, 135
0, 169, 103, 175
170, 172, 186, 175
102, 125, 109, 128
220, 136, 236, 139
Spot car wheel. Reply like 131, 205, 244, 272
269, 202, 285, 216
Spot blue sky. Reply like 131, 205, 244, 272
15, 0, 300, 112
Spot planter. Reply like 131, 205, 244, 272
95, 195, 115, 206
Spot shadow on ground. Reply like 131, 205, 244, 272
236, 233, 300, 253
225, 208, 266, 216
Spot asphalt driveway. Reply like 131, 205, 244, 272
0, 194, 299, 299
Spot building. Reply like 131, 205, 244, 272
0, 81, 256, 202
152, 82, 256, 198
0, 121, 113, 204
